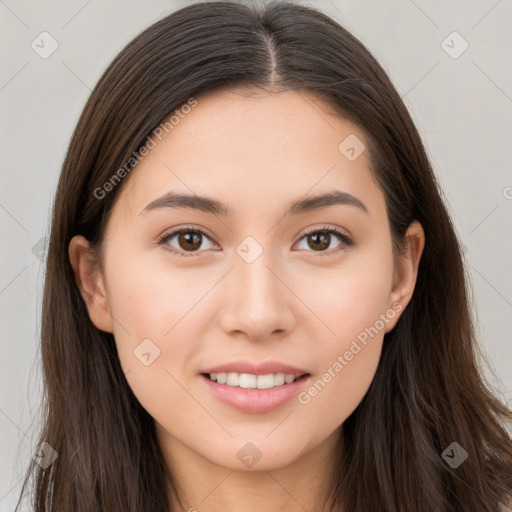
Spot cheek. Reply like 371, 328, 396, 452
297, 340, 382, 430
299, 246, 394, 346
103, 254, 216, 413
294, 249, 392, 419
105, 252, 216, 342
297, 298, 385, 426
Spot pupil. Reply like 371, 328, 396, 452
310, 232, 329, 251
180, 231, 201, 250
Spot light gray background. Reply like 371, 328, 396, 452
1, 0, 511, 509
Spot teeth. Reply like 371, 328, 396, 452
207, 372, 301, 389
284, 374, 295, 384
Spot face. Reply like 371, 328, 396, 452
70, 88, 424, 474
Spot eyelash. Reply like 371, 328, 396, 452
156, 224, 354, 258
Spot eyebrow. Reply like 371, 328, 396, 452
140, 190, 369, 217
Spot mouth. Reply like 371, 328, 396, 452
199, 371, 311, 413
201, 371, 309, 389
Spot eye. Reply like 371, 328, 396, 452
157, 224, 354, 258
157, 226, 218, 257
294, 225, 354, 256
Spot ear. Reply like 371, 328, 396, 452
384, 220, 425, 333
68, 235, 113, 333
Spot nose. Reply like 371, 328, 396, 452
218, 246, 296, 342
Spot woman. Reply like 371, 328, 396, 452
15, 1, 512, 511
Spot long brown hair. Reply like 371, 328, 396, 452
16, 1, 512, 510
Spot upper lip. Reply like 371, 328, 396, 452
201, 360, 309, 377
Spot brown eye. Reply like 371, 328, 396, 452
158, 228, 217, 256
306, 232, 331, 251
176, 231, 203, 251
295, 226, 354, 255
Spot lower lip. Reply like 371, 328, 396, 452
200, 374, 310, 413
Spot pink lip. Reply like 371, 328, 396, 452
201, 360, 309, 376
200, 373, 310, 414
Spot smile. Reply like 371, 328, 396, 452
205, 372, 304, 389
200, 372, 310, 413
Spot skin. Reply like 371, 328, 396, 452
69, 87, 425, 512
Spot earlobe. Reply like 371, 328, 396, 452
385, 221, 425, 332
68, 235, 114, 333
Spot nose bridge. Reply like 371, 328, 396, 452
219, 236, 292, 338
235, 240, 280, 312
238, 249, 275, 299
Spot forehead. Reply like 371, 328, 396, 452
112, 87, 383, 221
